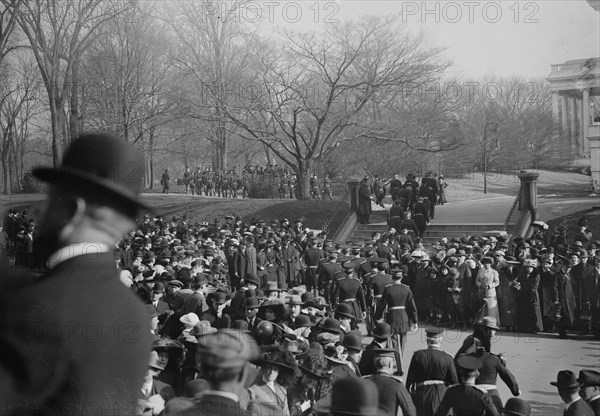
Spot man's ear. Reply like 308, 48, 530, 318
58, 197, 87, 242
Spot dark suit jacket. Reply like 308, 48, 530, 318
0, 253, 152, 415
588, 397, 600, 416
367, 373, 417, 416
565, 398, 594, 416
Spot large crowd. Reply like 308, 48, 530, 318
1, 134, 599, 416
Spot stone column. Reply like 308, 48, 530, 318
518, 170, 540, 222
552, 92, 560, 120
569, 96, 578, 155
561, 93, 569, 138
583, 88, 590, 154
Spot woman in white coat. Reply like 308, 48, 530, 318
475, 256, 501, 323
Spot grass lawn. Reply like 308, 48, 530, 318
0, 192, 349, 236
441, 169, 592, 202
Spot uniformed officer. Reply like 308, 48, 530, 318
465, 344, 521, 411
365, 348, 417, 416
331, 260, 367, 323
318, 252, 341, 304
406, 328, 458, 416
433, 356, 499, 416
370, 258, 393, 336
375, 266, 418, 375
578, 370, 600, 416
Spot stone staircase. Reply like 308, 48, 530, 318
348, 222, 509, 246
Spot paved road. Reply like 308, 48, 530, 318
359, 324, 600, 415
374, 195, 598, 225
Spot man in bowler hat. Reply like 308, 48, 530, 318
578, 370, 600, 415
0, 134, 153, 415
551, 370, 594, 416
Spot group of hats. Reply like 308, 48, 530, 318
551, 369, 600, 389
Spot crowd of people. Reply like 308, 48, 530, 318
1, 134, 599, 416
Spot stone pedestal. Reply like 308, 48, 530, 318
518, 171, 540, 222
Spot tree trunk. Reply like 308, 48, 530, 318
264, 143, 273, 165
1, 155, 9, 195
70, 53, 81, 141
296, 158, 312, 200
48, 97, 63, 168
148, 130, 155, 190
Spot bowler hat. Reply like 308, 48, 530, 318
212, 292, 227, 304
153, 282, 165, 293
372, 322, 392, 339
191, 274, 207, 287
578, 370, 600, 387
341, 333, 363, 352
502, 398, 532, 416
551, 370, 581, 388
318, 317, 343, 334
32, 134, 149, 215
243, 297, 261, 309
295, 314, 315, 328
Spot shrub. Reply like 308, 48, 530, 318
247, 177, 280, 199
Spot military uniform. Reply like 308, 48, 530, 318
406, 346, 458, 416
331, 271, 366, 322
433, 383, 498, 416
375, 280, 418, 374
466, 348, 520, 411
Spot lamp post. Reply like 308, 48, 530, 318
482, 121, 500, 194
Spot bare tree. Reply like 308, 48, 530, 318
16, 0, 127, 167
224, 16, 447, 199
0, 54, 41, 194
165, 0, 259, 171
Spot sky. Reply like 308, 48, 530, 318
247, 0, 600, 79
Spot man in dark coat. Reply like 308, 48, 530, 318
366, 349, 417, 416
358, 178, 372, 224
578, 370, 600, 416
360, 322, 392, 376
551, 370, 594, 416
412, 197, 430, 238
555, 258, 578, 339
179, 330, 258, 416
390, 175, 403, 201
0, 134, 153, 415
584, 258, 600, 338
406, 328, 458, 416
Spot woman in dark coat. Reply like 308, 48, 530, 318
358, 178, 372, 224
496, 257, 519, 330
515, 259, 544, 333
